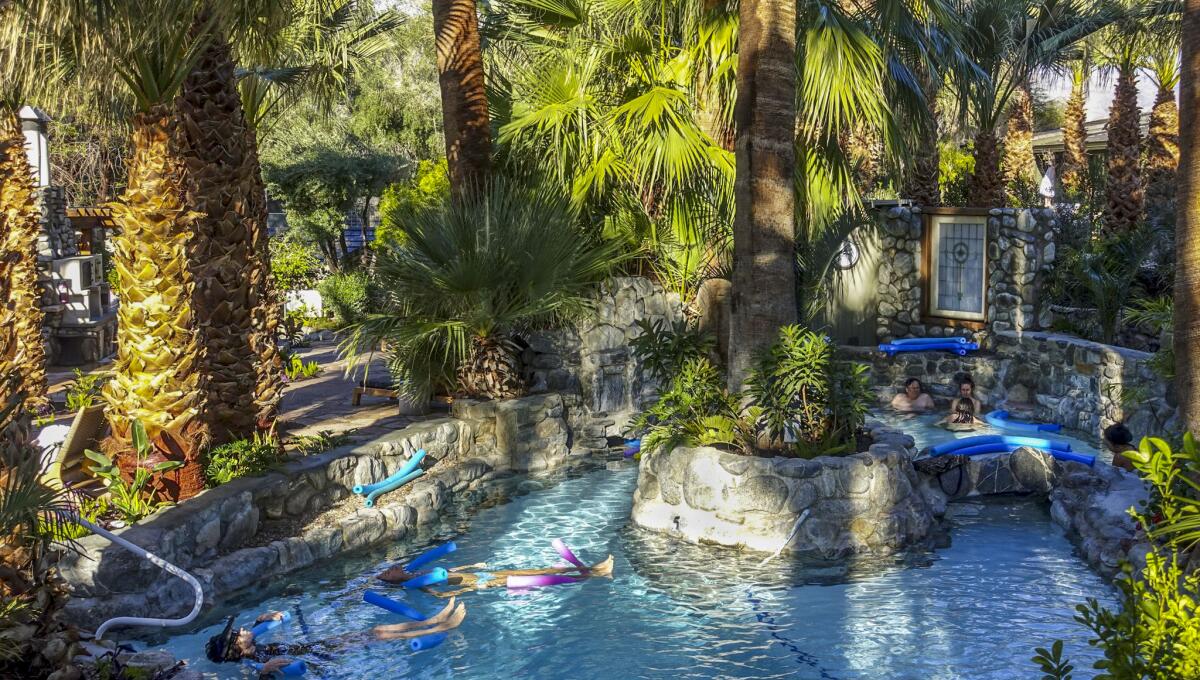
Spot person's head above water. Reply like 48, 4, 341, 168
903, 378, 924, 399
958, 376, 975, 398
1103, 422, 1134, 449
206, 616, 256, 662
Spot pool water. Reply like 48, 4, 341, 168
152, 457, 1114, 679
868, 409, 1109, 464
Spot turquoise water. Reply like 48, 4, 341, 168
869, 409, 1109, 464
152, 452, 1114, 679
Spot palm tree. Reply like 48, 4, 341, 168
1060, 54, 1090, 196
1177, 0, 1199, 434
1144, 35, 1181, 231
433, 0, 490, 195
1001, 82, 1039, 202
727, 0, 799, 390
1097, 20, 1147, 234
902, 66, 944, 206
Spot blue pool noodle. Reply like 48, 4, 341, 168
939, 442, 1095, 466
890, 336, 970, 345
409, 632, 447, 651
354, 449, 427, 496
984, 410, 1062, 433
249, 610, 291, 638
363, 590, 426, 621
878, 342, 979, 356
405, 541, 457, 571
929, 434, 1070, 456
364, 469, 424, 508
402, 567, 448, 589
244, 659, 307, 677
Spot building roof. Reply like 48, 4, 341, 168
1032, 113, 1151, 154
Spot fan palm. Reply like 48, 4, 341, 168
346, 180, 622, 400
1060, 52, 1091, 196
1095, 8, 1152, 234
1144, 33, 1181, 231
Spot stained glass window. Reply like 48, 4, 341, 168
929, 217, 986, 320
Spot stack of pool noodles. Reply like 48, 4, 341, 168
623, 439, 641, 458
877, 336, 980, 356
506, 539, 590, 589
242, 611, 307, 676
362, 591, 450, 651
353, 449, 427, 508
983, 409, 1062, 433
387, 541, 458, 589
927, 434, 1094, 466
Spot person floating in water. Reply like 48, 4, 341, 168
941, 376, 982, 430
204, 597, 466, 674
891, 378, 935, 412
377, 554, 615, 596
1103, 422, 1138, 472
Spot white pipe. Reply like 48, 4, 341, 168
69, 514, 205, 640
758, 509, 811, 567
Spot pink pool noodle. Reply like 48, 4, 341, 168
551, 539, 588, 571
506, 574, 582, 589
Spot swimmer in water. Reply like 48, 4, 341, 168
377, 555, 615, 596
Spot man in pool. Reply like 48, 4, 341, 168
204, 597, 466, 674
891, 378, 935, 412
377, 554, 615, 596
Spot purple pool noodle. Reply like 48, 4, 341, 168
506, 574, 582, 589
551, 539, 588, 571
409, 632, 448, 651
363, 590, 426, 621
402, 567, 448, 589
623, 447, 638, 457
244, 659, 307, 677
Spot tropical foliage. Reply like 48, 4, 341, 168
629, 318, 716, 384
203, 431, 283, 487
83, 421, 183, 524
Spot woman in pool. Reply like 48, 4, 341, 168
1103, 422, 1138, 472
377, 554, 615, 597
204, 597, 466, 673
891, 378, 935, 412
943, 377, 982, 429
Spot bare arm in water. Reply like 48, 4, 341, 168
377, 556, 616, 597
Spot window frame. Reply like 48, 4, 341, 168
921, 209, 990, 325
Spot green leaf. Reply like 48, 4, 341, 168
131, 420, 149, 457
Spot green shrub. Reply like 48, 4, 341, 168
281, 351, 322, 381
1053, 229, 1156, 344
634, 357, 752, 456
376, 159, 450, 248
204, 432, 283, 487
292, 429, 353, 456
939, 141, 974, 207
65, 368, 109, 411
39, 494, 108, 540
83, 421, 182, 524
629, 318, 715, 384
317, 270, 374, 327
271, 238, 323, 293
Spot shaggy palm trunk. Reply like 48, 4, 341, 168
0, 111, 48, 415
902, 69, 941, 207
1177, 0, 1200, 433
968, 129, 1003, 208
1145, 85, 1180, 230
1001, 84, 1038, 204
1104, 67, 1145, 235
1061, 76, 1088, 197
728, 0, 798, 391
244, 126, 283, 428
457, 335, 524, 399
177, 30, 263, 444
843, 123, 881, 196
432, 0, 491, 196
102, 108, 208, 499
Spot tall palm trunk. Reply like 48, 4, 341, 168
432, 0, 491, 196
177, 29, 264, 444
244, 125, 283, 428
102, 108, 208, 499
1103, 66, 1144, 234
0, 110, 48, 415
968, 128, 1003, 208
728, 0, 798, 391
1001, 83, 1038, 204
1176, 0, 1200, 433
1145, 85, 1180, 230
1061, 70, 1088, 196
902, 68, 941, 207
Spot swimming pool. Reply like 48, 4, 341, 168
868, 409, 1109, 464
150, 452, 1113, 679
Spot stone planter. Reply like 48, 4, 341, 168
630, 442, 936, 559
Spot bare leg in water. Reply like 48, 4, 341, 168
377, 556, 616, 597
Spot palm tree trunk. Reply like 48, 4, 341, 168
902, 68, 941, 207
1145, 85, 1180, 230
0, 110, 48, 416
1001, 83, 1038, 204
1176, 0, 1200, 433
102, 107, 208, 499
1061, 74, 1088, 197
968, 128, 1003, 208
177, 28, 263, 444
728, 0, 798, 391
432, 0, 491, 196
1104, 66, 1145, 235
244, 126, 283, 429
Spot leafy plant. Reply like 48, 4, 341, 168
39, 494, 109, 541
317, 270, 375, 327
64, 369, 109, 412
1124, 297, 1174, 336
1032, 640, 1074, 680
292, 429, 353, 456
629, 318, 715, 384
1058, 228, 1157, 344
633, 357, 752, 456
270, 238, 324, 294
345, 179, 623, 400
376, 159, 450, 248
83, 421, 182, 524
745, 326, 872, 455
203, 432, 283, 487
282, 352, 322, 382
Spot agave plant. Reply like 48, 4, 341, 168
346, 180, 622, 400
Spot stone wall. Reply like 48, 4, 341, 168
36, 186, 78, 261
852, 329, 1178, 442
876, 207, 1057, 346
59, 394, 583, 630
524, 276, 683, 449
630, 431, 937, 559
